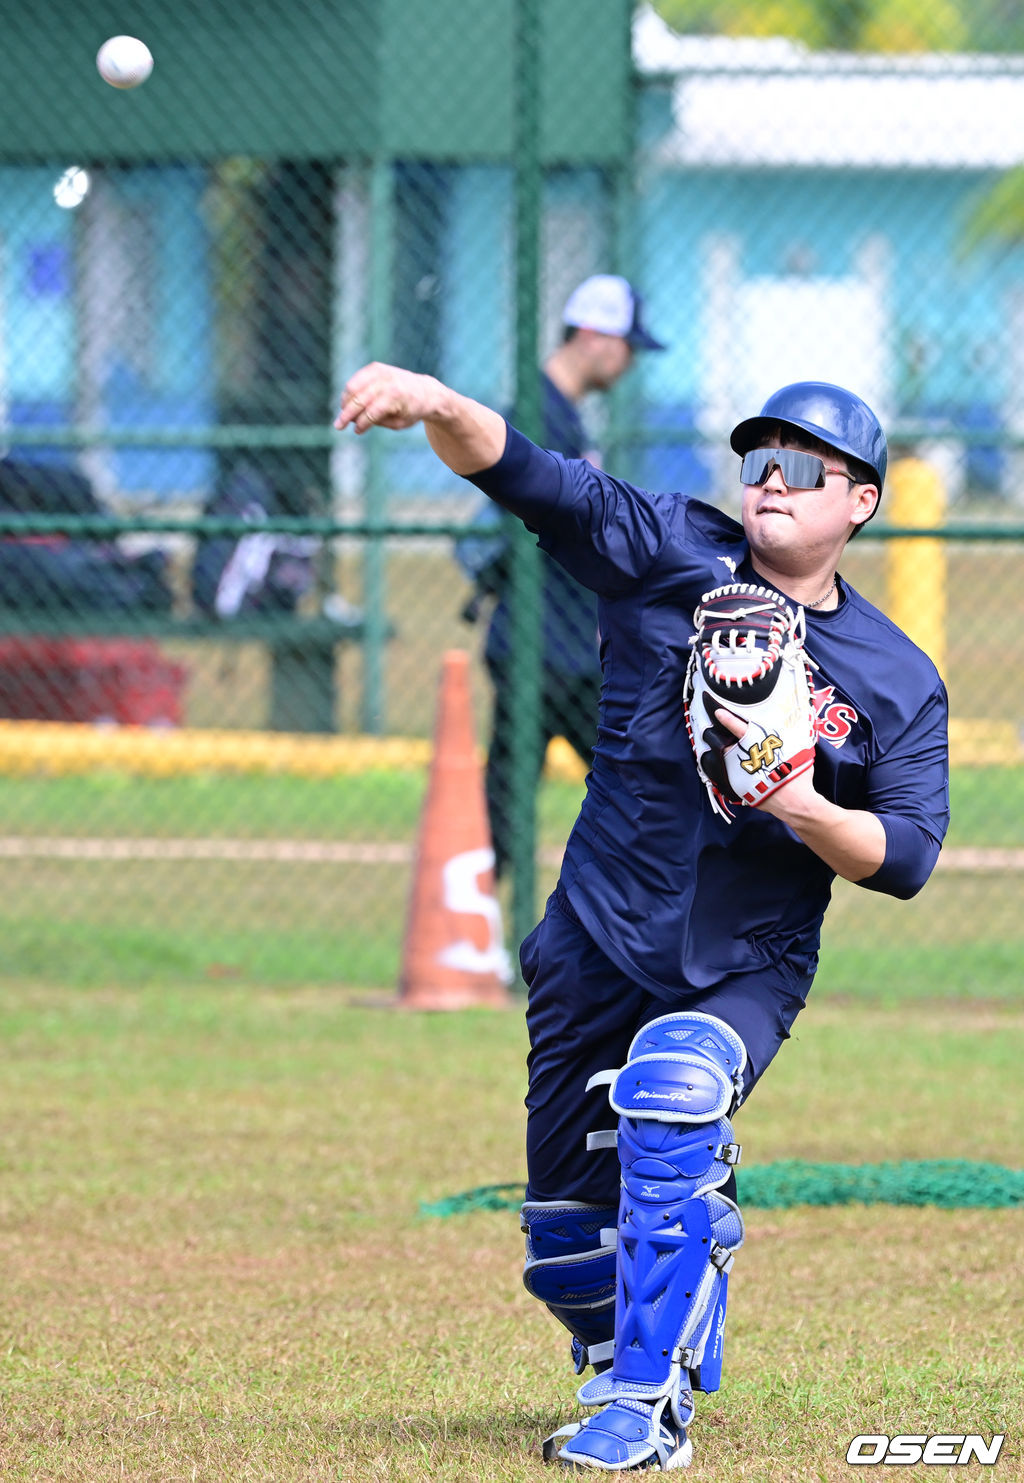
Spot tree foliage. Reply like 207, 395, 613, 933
962, 170, 1024, 253
650, 0, 1024, 52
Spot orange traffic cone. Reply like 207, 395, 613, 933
398, 649, 513, 1009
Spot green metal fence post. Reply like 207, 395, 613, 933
509, 0, 544, 974
361, 157, 395, 735
607, 19, 641, 475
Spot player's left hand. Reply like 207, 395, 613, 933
714, 706, 818, 817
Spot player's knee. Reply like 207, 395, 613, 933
588, 1010, 747, 1127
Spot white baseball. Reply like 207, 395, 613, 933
96, 35, 154, 90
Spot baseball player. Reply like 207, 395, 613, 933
335, 371, 949, 1471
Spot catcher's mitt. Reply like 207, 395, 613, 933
683, 582, 817, 820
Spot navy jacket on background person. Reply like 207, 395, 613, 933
471, 373, 602, 683
460, 375, 604, 876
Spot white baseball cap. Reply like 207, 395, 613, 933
562, 274, 666, 350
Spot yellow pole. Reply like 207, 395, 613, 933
884, 458, 947, 676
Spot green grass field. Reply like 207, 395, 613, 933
0, 984, 1021, 1481
0, 738, 1020, 1474
0, 764, 1019, 996
0, 762, 1014, 845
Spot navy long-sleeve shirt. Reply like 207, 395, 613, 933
469, 424, 950, 1000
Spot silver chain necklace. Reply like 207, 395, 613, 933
805, 576, 837, 610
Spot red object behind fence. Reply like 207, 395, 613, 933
0, 638, 187, 726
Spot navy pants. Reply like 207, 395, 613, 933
520, 885, 815, 1205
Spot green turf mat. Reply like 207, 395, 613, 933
421, 1160, 1024, 1216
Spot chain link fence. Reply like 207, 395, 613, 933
0, 0, 1020, 992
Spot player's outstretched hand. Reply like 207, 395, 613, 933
335, 362, 508, 475
335, 362, 444, 435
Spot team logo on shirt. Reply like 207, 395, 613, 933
811, 683, 858, 747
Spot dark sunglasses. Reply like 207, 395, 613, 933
740, 448, 859, 490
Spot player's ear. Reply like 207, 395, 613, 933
850, 483, 879, 528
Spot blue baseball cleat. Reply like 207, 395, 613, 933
548, 1397, 693, 1471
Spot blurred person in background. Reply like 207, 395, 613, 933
456, 274, 665, 877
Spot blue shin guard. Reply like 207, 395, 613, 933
557, 1012, 747, 1472
521, 1199, 618, 1371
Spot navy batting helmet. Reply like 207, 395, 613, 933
730, 381, 887, 493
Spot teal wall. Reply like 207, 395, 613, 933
3, 149, 1020, 499
381, 0, 630, 164
100, 169, 215, 496
0, 0, 630, 166
631, 167, 1021, 417
0, 172, 75, 407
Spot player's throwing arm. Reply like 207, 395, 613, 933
335, 363, 506, 475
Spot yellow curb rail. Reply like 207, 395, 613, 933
946, 718, 1024, 768
0, 720, 431, 778
0, 716, 1017, 780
